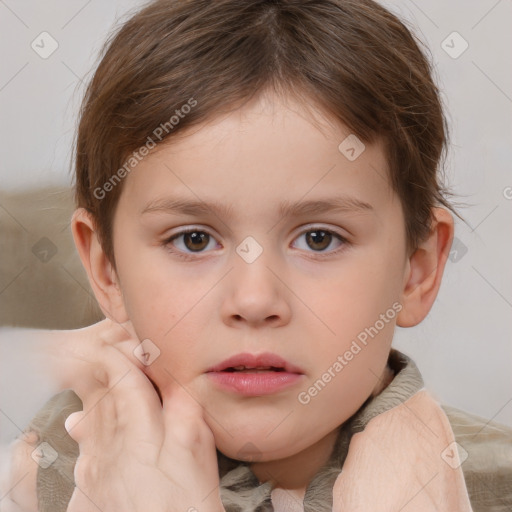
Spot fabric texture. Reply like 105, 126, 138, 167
16, 349, 512, 511
25, 390, 82, 512
441, 405, 512, 512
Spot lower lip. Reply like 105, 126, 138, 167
206, 371, 303, 396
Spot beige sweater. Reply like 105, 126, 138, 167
15, 350, 512, 511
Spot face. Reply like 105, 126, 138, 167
110, 90, 409, 463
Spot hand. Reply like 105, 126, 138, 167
51, 319, 225, 512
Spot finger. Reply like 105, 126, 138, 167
162, 385, 212, 450
66, 389, 123, 456
70, 341, 166, 447
40, 327, 116, 392
64, 411, 85, 442
58, 323, 143, 400
163, 384, 204, 421
97, 318, 141, 352
97, 319, 161, 380
109, 360, 165, 445
159, 386, 221, 500
53, 321, 168, 452
55, 334, 165, 440
62, 345, 132, 402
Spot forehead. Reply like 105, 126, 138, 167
117, 91, 395, 220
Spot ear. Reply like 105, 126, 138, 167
397, 207, 454, 327
71, 208, 129, 323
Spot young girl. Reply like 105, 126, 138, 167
3, 0, 512, 511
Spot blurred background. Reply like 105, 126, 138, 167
0, 0, 511, 448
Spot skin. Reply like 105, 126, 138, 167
3, 89, 453, 511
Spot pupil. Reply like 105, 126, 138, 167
306, 230, 331, 251
184, 232, 208, 251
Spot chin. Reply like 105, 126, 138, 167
213, 430, 299, 464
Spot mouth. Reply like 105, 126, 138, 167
206, 352, 304, 396
206, 352, 304, 374
221, 365, 287, 373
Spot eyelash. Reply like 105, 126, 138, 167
161, 226, 350, 261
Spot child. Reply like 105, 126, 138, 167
3, 0, 512, 510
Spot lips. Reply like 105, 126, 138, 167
206, 352, 304, 374
206, 352, 304, 396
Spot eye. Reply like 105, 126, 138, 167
163, 228, 219, 256
292, 227, 348, 255
162, 226, 349, 260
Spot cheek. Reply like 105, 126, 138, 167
298, 257, 402, 346
291, 321, 395, 443
114, 253, 201, 376
299, 354, 379, 427
116, 245, 195, 336
295, 252, 401, 392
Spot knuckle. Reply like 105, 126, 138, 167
73, 454, 99, 487
20, 428, 40, 446
65, 412, 87, 443
171, 421, 203, 450
92, 365, 110, 388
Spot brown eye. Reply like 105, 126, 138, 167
292, 227, 347, 256
305, 230, 332, 251
182, 231, 210, 251
164, 229, 218, 255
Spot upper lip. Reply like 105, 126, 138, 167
207, 352, 304, 374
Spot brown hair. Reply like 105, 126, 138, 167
74, 0, 455, 270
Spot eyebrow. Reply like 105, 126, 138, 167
140, 195, 373, 219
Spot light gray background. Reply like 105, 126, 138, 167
0, 0, 511, 440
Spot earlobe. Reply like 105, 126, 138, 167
70, 208, 129, 323
397, 208, 454, 327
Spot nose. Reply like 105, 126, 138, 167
220, 248, 292, 329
